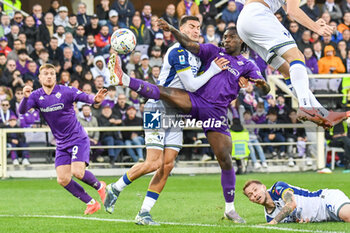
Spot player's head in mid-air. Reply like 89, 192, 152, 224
222, 26, 244, 56
179, 16, 201, 42
243, 180, 268, 205
39, 63, 56, 88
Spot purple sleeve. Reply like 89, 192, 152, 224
18, 94, 37, 114
69, 87, 95, 104
243, 60, 265, 81
195, 43, 220, 66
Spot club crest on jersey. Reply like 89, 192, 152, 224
179, 55, 185, 65
55, 92, 62, 99
237, 61, 244, 66
219, 52, 224, 56
76, 90, 82, 94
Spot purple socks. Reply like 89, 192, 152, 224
221, 168, 236, 203
64, 179, 93, 204
81, 170, 101, 190
129, 78, 160, 100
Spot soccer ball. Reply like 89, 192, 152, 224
110, 28, 137, 54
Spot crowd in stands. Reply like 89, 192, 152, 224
0, 0, 350, 170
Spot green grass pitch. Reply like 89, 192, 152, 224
0, 171, 349, 233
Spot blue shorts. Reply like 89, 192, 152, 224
188, 92, 230, 136
55, 137, 90, 167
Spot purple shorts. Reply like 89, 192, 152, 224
188, 92, 230, 136
55, 137, 90, 167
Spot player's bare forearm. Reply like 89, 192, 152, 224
169, 26, 200, 54
253, 79, 270, 95
273, 191, 296, 223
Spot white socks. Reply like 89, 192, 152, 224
225, 202, 235, 213
113, 177, 128, 192
289, 63, 311, 108
140, 196, 157, 213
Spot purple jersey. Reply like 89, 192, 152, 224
19, 85, 94, 146
194, 43, 264, 107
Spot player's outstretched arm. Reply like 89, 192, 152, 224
268, 190, 297, 224
253, 79, 270, 95
94, 88, 108, 103
158, 18, 200, 54
18, 85, 35, 114
286, 0, 333, 36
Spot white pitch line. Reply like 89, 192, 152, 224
0, 214, 344, 233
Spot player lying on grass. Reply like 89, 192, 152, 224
243, 180, 350, 224
19, 63, 108, 215
108, 24, 270, 223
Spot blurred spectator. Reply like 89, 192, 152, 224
199, 0, 217, 26
135, 54, 153, 83
162, 4, 179, 29
71, 64, 84, 81
163, 30, 176, 48
204, 24, 220, 45
95, 25, 111, 53
301, 0, 321, 21
153, 33, 167, 55
242, 110, 267, 169
304, 47, 319, 74
177, 0, 200, 19
297, 30, 312, 52
7, 115, 30, 166
149, 46, 162, 67
0, 99, 16, 126
276, 95, 290, 122
128, 90, 140, 111
60, 32, 82, 62
74, 25, 87, 51
322, 0, 343, 23
266, 94, 278, 113
65, 14, 79, 35
102, 85, 117, 109
322, 34, 337, 52
149, 15, 161, 38
1, 59, 16, 87
330, 21, 343, 42
85, 14, 101, 36
6, 25, 20, 49
239, 82, 260, 113
130, 15, 151, 46
252, 102, 267, 124
289, 21, 302, 42
77, 2, 91, 26
313, 40, 323, 60
32, 4, 43, 27
0, 53, 7, 76
342, 29, 350, 47
222, 0, 240, 24
80, 70, 95, 88
285, 109, 310, 167
111, 0, 135, 28
53, 25, 66, 46
0, 86, 12, 101
215, 19, 226, 38
39, 13, 56, 48
96, 0, 110, 24
7, 39, 22, 61
141, 4, 152, 29
1, 15, 11, 37
60, 47, 79, 73
30, 40, 44, 62
336, 40, 348, 67
91, 56, 110, 87
48, 37, 63, 62
259, 109, 286, 158
107, 10, 120, 34
3, 0, 21, 18
338, 12, 350, 33
150, 65, 160, 83
37, 49, 50, 66
83, 34, 101, 66
23, 61, 40, 89
122, 105, 144, 162
59, 70, 71, 86
10, 86, 22, 116
48, 0, 60, 17
346, 50, 350, 72
93, 75, 105, 92
10, 69, 24, 91
318, 45, 346, 74
113, 93, 129, 120
11, 12, 24, 28
54, 6, 69, 27
98, 102, 124, 164
78, 104, 103, 162
125, 50, 140, 74
0, 37, 11, 57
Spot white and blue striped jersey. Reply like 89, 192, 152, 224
265, 181, 326, 223
236, 0, 286, 13
157, 42, 203, 89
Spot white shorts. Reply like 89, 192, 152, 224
322, 189, 350, 221
237, 2, 297, 69
144, 100, 183, 152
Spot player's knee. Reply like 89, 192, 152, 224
144, 160, 162, 172
57, 176, 70, 186
72, 170, 85, 180
217, 154, 233, 170
164, 160, 175, 173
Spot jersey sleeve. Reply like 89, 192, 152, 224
243, 60, 265, 81
18, 93, 37, 114
195, 43, 219, 63
168, 48, 191, 73
270, 181, 294, 201
68, 86, 95, 104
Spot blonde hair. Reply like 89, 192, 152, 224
39, 63, 56, 73
243, 180, 263, 196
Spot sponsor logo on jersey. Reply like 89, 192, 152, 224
179, 55, 185, 65
40, 103, 64, 112
226, 65, 240, 77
